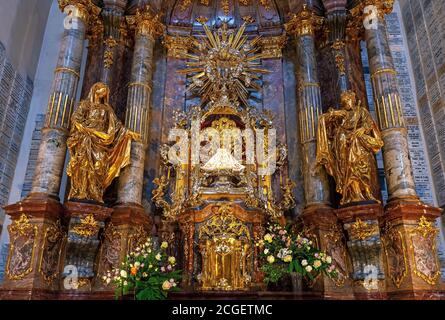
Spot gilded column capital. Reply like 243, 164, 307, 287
126, 5, 165, 40
260, 34, 287, 59
163, 35, 191, 59
350, 0, 394, 21
86, 16, 104, 47
285, 5, 324, 37
58, 0, 101, 23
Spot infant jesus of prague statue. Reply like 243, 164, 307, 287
316, 90, 384, 205
66, 82, 140, 203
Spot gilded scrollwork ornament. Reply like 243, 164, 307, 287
126, 5, 165, 39
381, 222, 408, 288
39, 220, 65, 284
98, 223, 122, 274
409, 216, 441, 285
6, 214, 38, 280
72, 214, 100, 237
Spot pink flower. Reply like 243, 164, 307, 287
161, 267, 166, 272
167, 265, 172, 271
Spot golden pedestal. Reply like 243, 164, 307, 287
178, 202, 266, 292
381, 200, 444, 299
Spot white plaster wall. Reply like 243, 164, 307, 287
0, 0, 52, 79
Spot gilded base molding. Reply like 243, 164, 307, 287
335, 203, 387, 299
1, 195, 64, 298
297, 205, 354, 299
94, 203, 151, 292
382, 201, 443, 298
60, 201, 113, 293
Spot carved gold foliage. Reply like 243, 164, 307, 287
259, 0, 271, 10
285, 4, 323, 37
58, 0, 101, 22
6, 214, 38, 280
72, 214, 100, 237
127, 226, 149, 253
350, 218, 379, 241
180, 0, 192, 11
163, 35, 191, 59
199, 204, 250, 240
260, 35, 287, 59
103, 37, 118, 69
221, 0, 230, 15
196, 16, 209, 25
241, 15, 255, 24
126, 5, 165, 39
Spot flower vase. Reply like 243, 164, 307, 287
290, 272, 302, 293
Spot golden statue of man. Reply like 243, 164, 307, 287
316, 90, 384, 205
67, 82, 139, 203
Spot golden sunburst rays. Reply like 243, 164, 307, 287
178, 22, 269, 108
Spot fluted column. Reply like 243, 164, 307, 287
321, 1, 349, 92
117, 6, 164, 206
95, 6, 164, 291
285, 6, 353, 298
353, 0, 417, 202
350, 1, 444, 299
286, 6, 330, 208
100, 0, 128, 86
31, 0, 100, 199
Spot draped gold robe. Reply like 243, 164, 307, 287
316, 102, 384, 205
67, 83, 139, 203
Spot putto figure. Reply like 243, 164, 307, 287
316, 90, 384, 205
66, 82, 139, 203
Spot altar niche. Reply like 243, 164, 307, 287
151, 22, 295, 292
152, 103, 294, 292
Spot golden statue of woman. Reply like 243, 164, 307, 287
67, 82, 140, 203
316, 90, 384, 205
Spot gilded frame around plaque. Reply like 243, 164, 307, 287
38, 221, 65, 284
324, 228, 348, 288
408, 217, 441, 286
6, 214, 39, 280
382, 227, 408, 289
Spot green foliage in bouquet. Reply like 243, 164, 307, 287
257, 223, 337, 284
103, 238, 182, 300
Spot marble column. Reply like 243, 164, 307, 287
351, 0, 444, 299
31, 0, 100, 200
321, 0, 350, 93
95, 6, 164, 290
100, 0, 128, 88
355, 0, 417, 202
286, 6, 330, 209
117, 6, 164, 206
1, 0, 100, 300
286, 5, 353, 299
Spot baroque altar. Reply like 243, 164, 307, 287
0, 0, 444, 300
152, 23, 294, 291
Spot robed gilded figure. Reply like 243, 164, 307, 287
316, 90, 384, 205
67, 82, 140, 203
